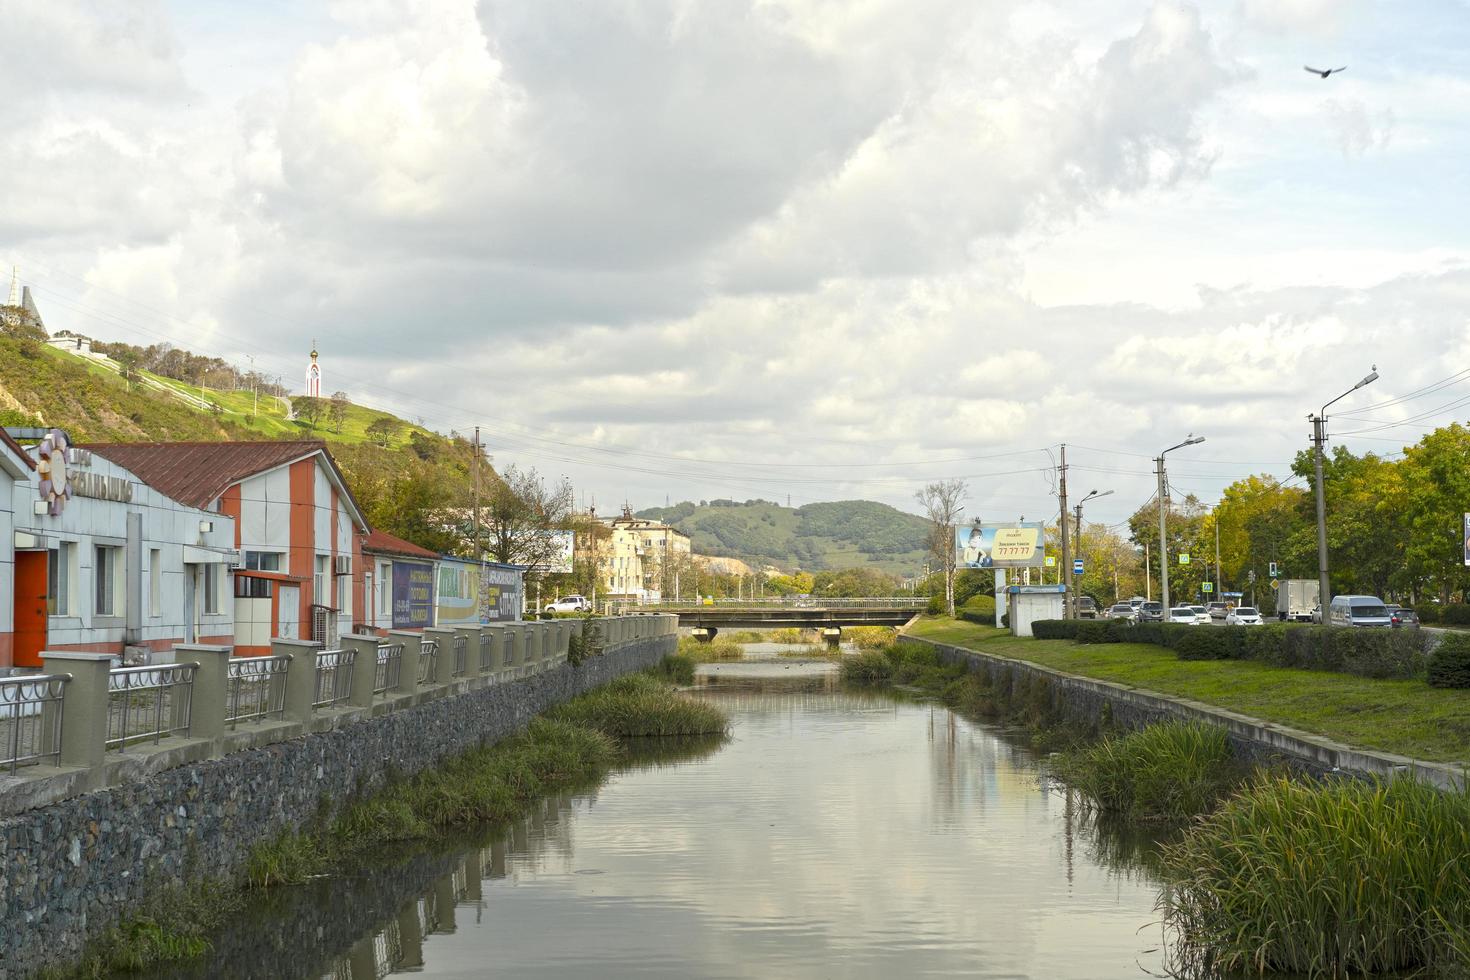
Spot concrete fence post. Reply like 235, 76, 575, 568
341, 634, 381, 709
481, 624, 507, 681
275, 638, 323, 724
423, 627, 454, 688
178, 644, 233, 746
507, 624, 526, 677
41, 652, 112, 778
527, 623, 545, 673
387, 630, 423, 697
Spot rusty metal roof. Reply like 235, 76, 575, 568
362, 528, 439, 560
83, 441, 366, 530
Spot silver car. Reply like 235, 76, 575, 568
1106, 603, 1137, 623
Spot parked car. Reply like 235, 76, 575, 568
1168, 606, 1199, 625
1107, 603, 1138, 623
1327, 595, 1393, 628
1128, 596, 1146, 609
1226, 606, 1263, 626
1189, 605, 1211, 625
1077, 596, 1098, 619
1207, 602, 1228, 620
544, 594, 591, 614
1386, 604, 1420, 629
1138, 601, 1164, 623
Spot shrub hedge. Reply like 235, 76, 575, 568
1427, 633, 1470, 689
1442, 604, 1470, 626
1416, 604, 1441, 624
1031, 619, 1080, 640
1076, 620, 1126, 644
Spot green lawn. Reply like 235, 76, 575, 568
904, 617, 1470, 765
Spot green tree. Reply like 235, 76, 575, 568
1399, 424, 1470, 602
365, 416, 400, 447
293, 395, 325, 431
329, 391, 349, 434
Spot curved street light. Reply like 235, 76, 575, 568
1311, 368, 1379, 612
1073, 489, 1114, 604
1157, 436, 1205, 612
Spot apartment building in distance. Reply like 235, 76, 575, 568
589, 510, 691, 602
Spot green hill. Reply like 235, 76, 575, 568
635, 498, 931, 575
0, 327, 477, 555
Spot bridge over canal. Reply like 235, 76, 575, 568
609, 598, 926, 639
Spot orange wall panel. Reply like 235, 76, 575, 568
288, 459, 315, 628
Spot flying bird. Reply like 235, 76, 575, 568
1304, 65, 1347, 79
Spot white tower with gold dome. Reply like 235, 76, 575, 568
305, 342, 321, 398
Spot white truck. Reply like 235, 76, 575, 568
1274, 579, 1320, 622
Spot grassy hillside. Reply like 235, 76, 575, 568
636, 498, 930, 575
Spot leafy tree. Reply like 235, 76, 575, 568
766, 572, 816, 595
916, 479, 967, 616
293, 395, 325, 431
481, 466, 574, 570
1399, 424, 1470, 603
365, 416, 400, 447
329, 391, 349, 433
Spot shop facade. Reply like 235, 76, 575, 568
361, 529, 439, 635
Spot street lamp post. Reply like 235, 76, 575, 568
1074, 489, 1113, 608
1157, 436, 1205, 613
1311, 368, 1379, 613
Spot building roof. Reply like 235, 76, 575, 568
362, 528, 439, 560
0, 428, 34, 476
85, 440, 367, 528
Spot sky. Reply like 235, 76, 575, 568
3, 0, 1469, 529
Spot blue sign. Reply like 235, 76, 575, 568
1073, 559, 1085, 574
392, 560, 435, 628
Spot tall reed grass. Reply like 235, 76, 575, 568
547, 673, 729, 738
1162, 775, 1470, 977
1049, 722, 1243, 824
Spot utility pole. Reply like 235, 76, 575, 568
472, 426, 482, 562
1312, 414, 1330, 612
1059, 444, 1072, 618
1144, 541, 1151, 601
1214, 516, 1222, 595
1156, 453, 1170, 613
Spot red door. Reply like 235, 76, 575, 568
14, 551, 47, 668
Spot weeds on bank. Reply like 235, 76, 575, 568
645, 651, 697, 684
44, 879, 242, 979
676, 636, 745, 662
548, 673, 729, 738
1162, 775, 1470, 977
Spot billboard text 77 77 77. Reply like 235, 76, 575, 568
954, 523, 1045, 569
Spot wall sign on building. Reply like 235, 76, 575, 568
393, 560, 435, 628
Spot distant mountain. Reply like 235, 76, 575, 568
635, 498, 930, 575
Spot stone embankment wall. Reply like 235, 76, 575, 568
902, 634, 1466, 791
0, 633, 674, 978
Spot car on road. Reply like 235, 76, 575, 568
1327, 595, 1393, 628
1207, 602, 1228, 620
1128, 597, 1146, 609
1138, 601, 1164, 623
1189, 605, 1211, 625
544, 594, 592, 614
1387, 605, 1420, 628
1226, 606, 1263, 626
1106, 603, 1137, 623
1168, 606, 1199, 625
1077, 596, 1098, 619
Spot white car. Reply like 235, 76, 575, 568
1168, 606, 1200, 625
1226, 606, 1263, 626
544, 594, 591, 614
1106, 603, 1138, 623
1190, 605, 1211, 625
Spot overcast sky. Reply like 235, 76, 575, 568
4, 0, 1469, 527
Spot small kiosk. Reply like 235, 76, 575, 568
1006, 584, 1066, 638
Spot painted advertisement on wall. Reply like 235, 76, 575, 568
954, 522, 1046, 569
436, 558, 525, 624
392, 560, 435, 628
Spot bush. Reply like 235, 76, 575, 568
1416, 604, 1441, 624
548, 673, 729, 736
1032, 619, 1080, 640
1076, 620, 1123, 644
1050, 722, 1241, 823
1428, 633, 1470, 689
1442, 604, 1470, 625
1162, 775, 1470, 976
956, 609, 995, 625
926, 596, 945, 616
840, 649, 894, 683
1174, 629, 1234, 661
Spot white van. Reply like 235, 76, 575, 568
1327, 595, 1392, 628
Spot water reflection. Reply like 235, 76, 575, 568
162, 668, 1178, 980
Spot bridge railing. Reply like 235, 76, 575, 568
607, 597, 926, 614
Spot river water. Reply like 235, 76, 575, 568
162, 648, 1171, 979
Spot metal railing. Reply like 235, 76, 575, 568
0, 674, 68, 772
607, 597, 926, 613
225, 655, 289, 728
479, 633, 494, 672
107, 663, 197, 751
451, 634, 468, 678
375, 643, 403, 695
417, 638, 439, 685
312, 648, 356, 708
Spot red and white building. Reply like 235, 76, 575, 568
87, 441, 368, 656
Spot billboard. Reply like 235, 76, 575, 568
392, 560, 435, 628
435, 557, 525, 624
1464, 514, 1470, 567
955, 522, 1045, 569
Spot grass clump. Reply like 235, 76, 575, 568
646, 652, 697, 685
840, 649, 895, 683
844, 626, 896, 650
50, 880, 242, 978
547, 673, 729, 737
245, 830, 328, 888
676, 635, 745, 662
1050, 722, 1243, 823
769, 627, 810, 644
1162, 775, 1470, 977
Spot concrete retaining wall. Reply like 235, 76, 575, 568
0, 634, 675, 978
901, 634, 1467, 791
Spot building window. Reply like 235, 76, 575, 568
149, 549, 162, 617
48, 543, 75, 616
315, 555, 329, 608
95, 545, 120, 617
377, 562, 392, 616
203, 565, 221, 615
336, 566, 349, 615
235, 576, 272, 599
243, 551, 283, 572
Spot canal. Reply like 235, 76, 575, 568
161, 645, 1170, 979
